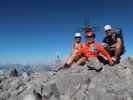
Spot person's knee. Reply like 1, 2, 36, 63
115, 47, 122, 55
66, 55, 78, 64
115, 43, 122, 50
80, 57, 86, 61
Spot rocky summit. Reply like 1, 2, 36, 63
0, 57, 133, 100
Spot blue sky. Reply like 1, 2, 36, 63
0, 0, 132, 63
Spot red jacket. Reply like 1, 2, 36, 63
76, 42, 113, 65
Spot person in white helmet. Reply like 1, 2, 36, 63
72, 33, 82, 53
57, 32, 84, 71
102, 25, 125, 64
65, 32, 83, 63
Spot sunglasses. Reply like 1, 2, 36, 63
86, 36, 94, 38
105, 29, 111, 33
75, 37, 81, 39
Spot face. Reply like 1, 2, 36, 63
75, 37, 81, 43
105, 29, 113, 36
86, 36, 95, 43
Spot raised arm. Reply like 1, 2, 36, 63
97, 44, 114, 65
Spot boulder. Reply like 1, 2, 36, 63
1, 57, 133, 100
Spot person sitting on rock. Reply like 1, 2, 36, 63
102, 25, 125, 64
64, 32, 83, 64
72, 33, 82, 55
58, 31, 114, 71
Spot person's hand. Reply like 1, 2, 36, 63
109, 63, 114, 66
109, 60, 114, 66
111, 44, 116, 48
102, 43, 108, 47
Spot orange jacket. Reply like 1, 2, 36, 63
76, 42, 113, 65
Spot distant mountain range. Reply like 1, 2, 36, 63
0, 63, 53, 75
0, 56, 62, 75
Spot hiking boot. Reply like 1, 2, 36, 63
58, 63, 70, 71
112, 56, 121, 64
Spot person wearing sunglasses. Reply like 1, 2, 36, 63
72, 33, 82, 54
58, 31, 113, 72
64, 33, 83, 63
102, 25, 125, 64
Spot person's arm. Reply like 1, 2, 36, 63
116, 38, 122, 48
97, 44, 114, 65
102, 37, 109, 48
112, 30, 122, 48
71, 43, 75, 52
71, 43, 78, 55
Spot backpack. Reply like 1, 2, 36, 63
114, 28, 126, 54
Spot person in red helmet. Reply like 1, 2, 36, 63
58, 31, 114, 71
